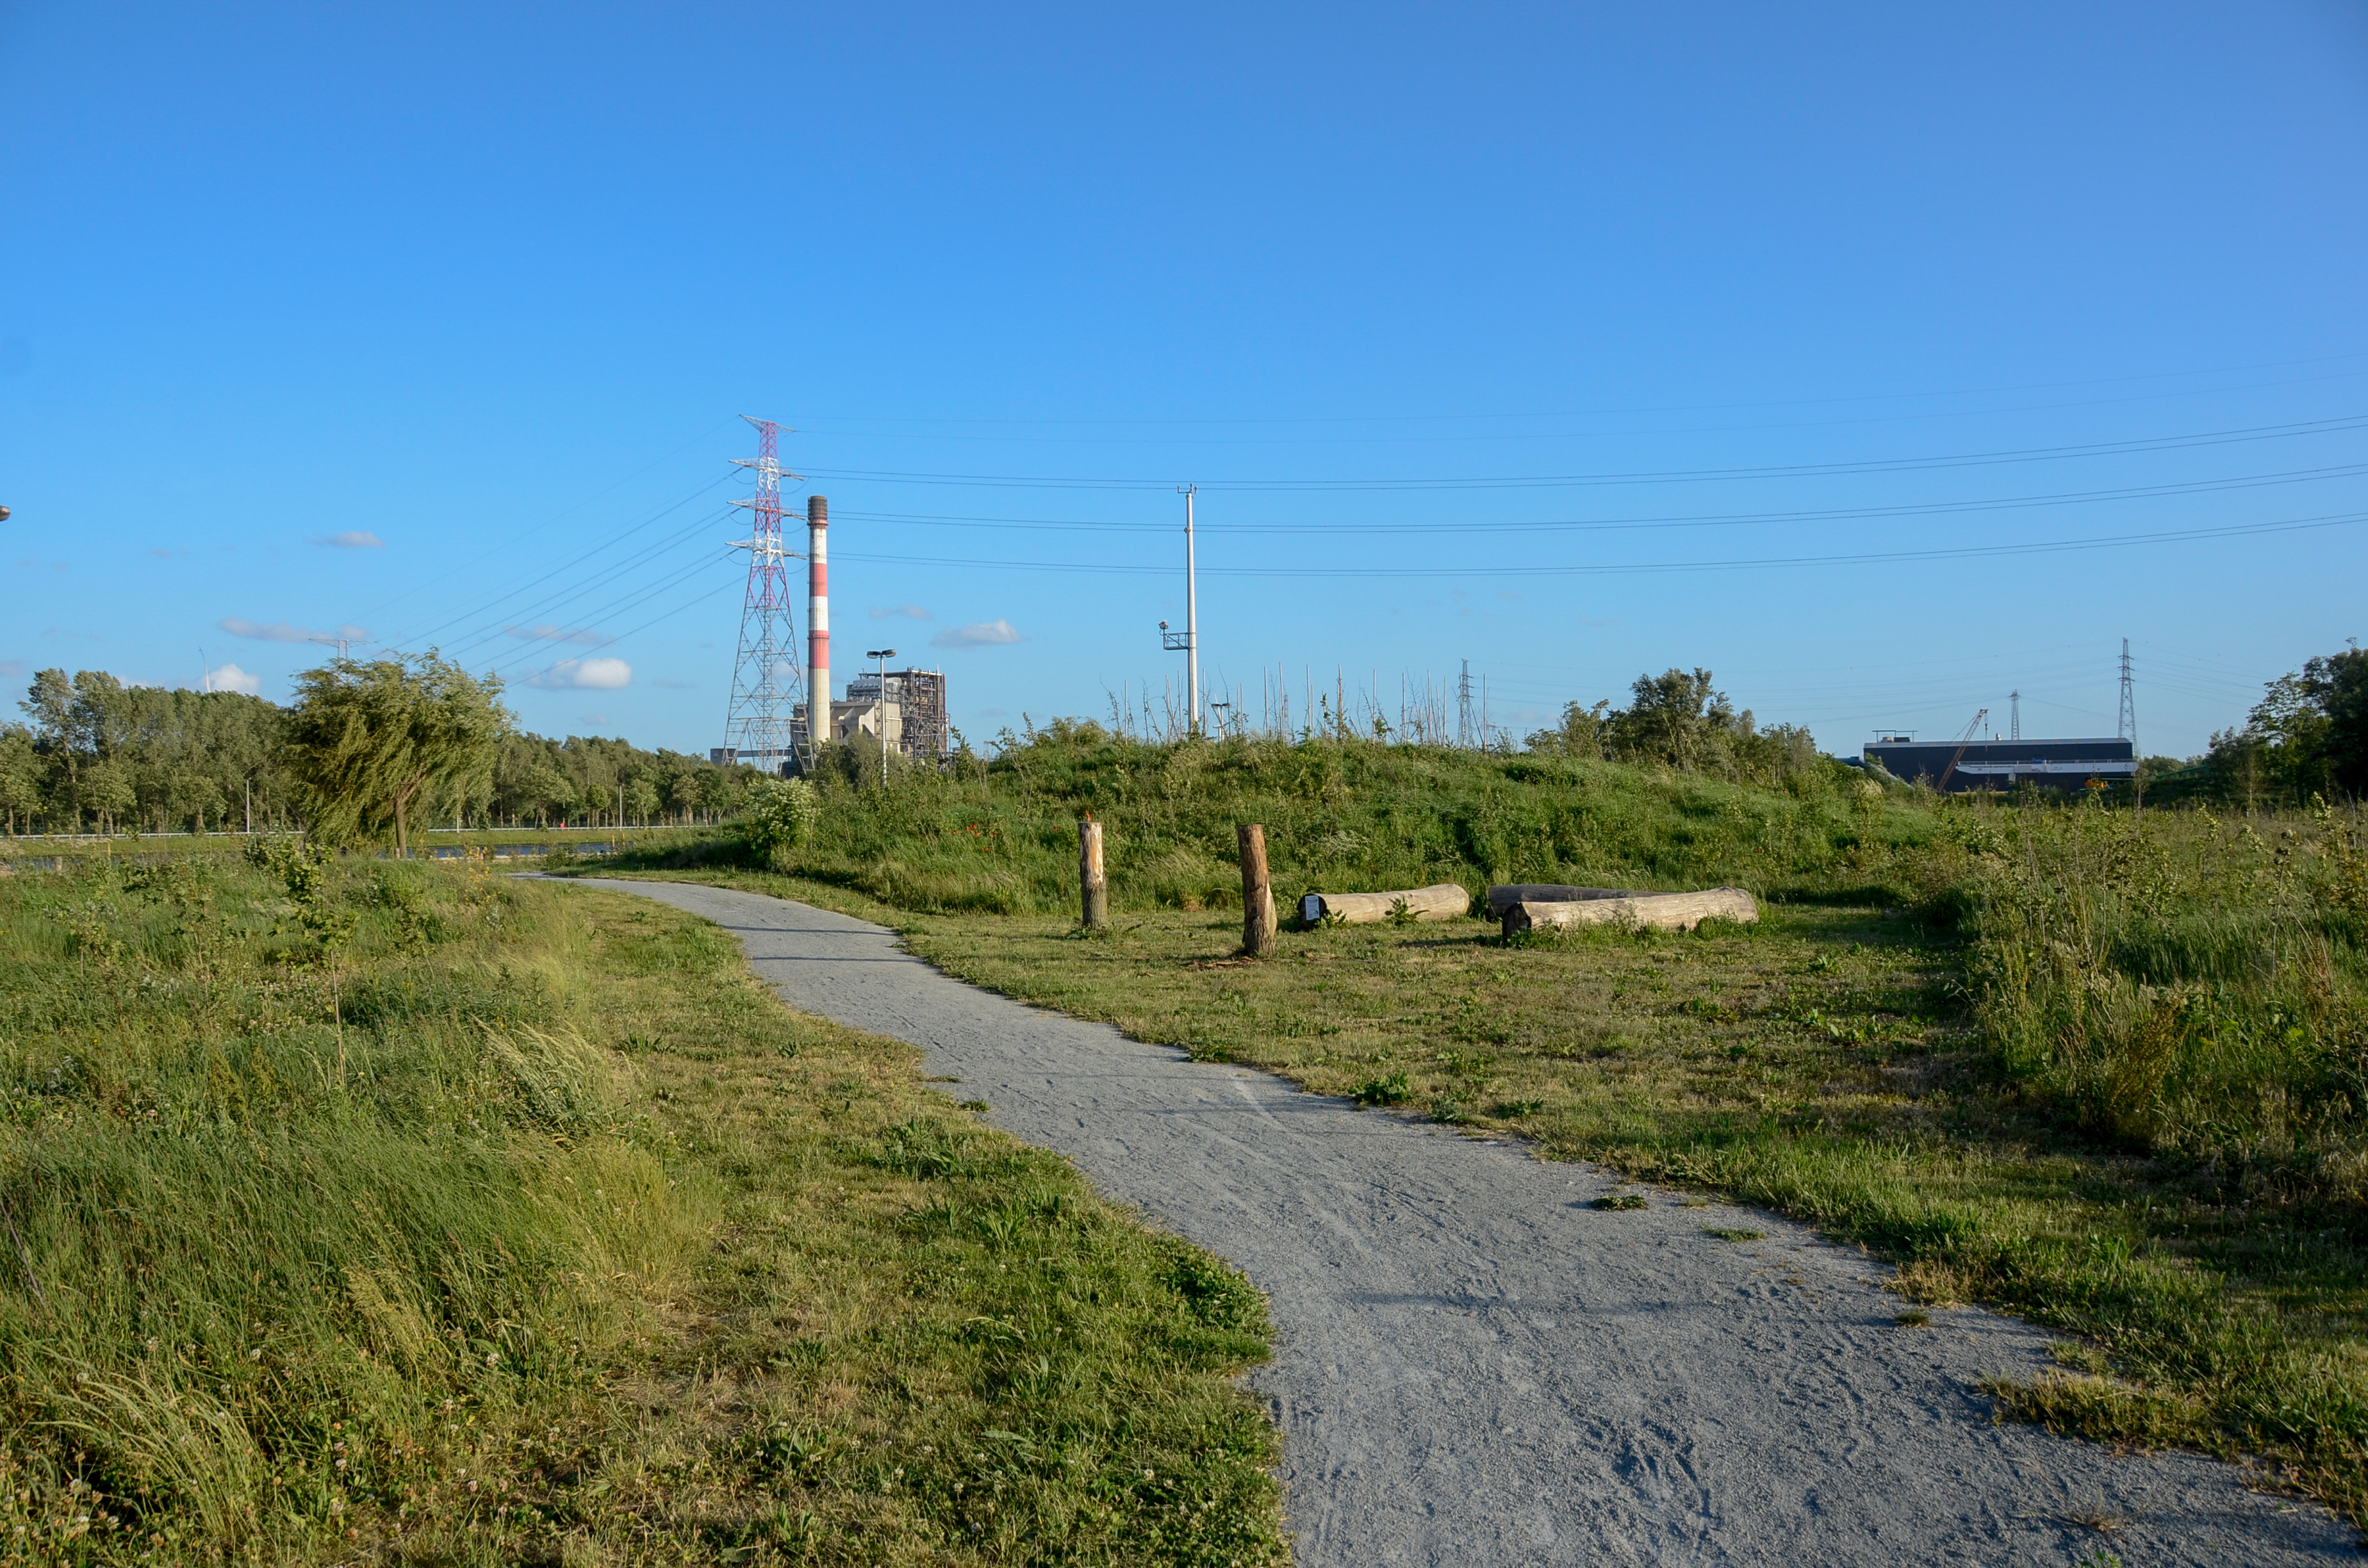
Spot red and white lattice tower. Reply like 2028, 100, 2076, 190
725, 417, 805, 771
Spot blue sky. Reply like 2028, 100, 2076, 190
4, 2, 2364, 758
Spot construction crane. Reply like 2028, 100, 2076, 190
1936, 708, 1989, 791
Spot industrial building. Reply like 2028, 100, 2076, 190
791, 667, 951, 763
1862, 734, 2135, 792
715, 671, 951, 772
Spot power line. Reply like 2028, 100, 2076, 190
793, 370, 2368, 448
438, 510, 735, 661
353, 418, 740, 626
825, 461, 2368, 537
382, 480, 736, 651
776, 348, 2368, 428
482, 548, 737, 678
798, 411, 2368, 493
545, 577, 741, 668
832, 507, 2368, 580
489, 575, 741, 683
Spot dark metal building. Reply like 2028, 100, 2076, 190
1863, 736, 2135, 793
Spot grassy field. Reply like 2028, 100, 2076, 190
599, 729, 2368, 1528
0, 851, 1286, 1565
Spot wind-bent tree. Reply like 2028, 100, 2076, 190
284, 653, 511, 854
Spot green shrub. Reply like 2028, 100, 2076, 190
743, 775, 821, 869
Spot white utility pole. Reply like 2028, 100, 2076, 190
1181, 484, 1201, 733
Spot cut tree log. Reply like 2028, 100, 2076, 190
1299, 883, 1470, 925
1485, 883, 1639, 919
1502, 887, 1758, 937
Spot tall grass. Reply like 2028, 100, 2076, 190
0, 844, 1292, 1563
0, 851, 706, 1561
1962, 797, 2368, 1188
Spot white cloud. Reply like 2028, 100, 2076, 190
870, 603, 933, 621
932, 619, 1023, 649
506, 623, 609, 646
526, 657, 632, 690
0, 659, 25, 677
204, 662, 262, 695
316, 531, 384, 549
219, 616, 370, 646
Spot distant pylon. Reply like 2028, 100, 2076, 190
1458, 660, 1475, 749
2116, 639, 2136, 751
2009, 690, 2021, 741
725, 417, 805, 772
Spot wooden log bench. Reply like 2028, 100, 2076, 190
1502, 887, 1758, 937
1484, 883, 1640, 919
1298, 883, 1470, 925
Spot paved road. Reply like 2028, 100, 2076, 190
578, 879, 2354, 1566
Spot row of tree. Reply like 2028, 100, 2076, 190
1, 662, 764, 838
11, 643, 2353, 838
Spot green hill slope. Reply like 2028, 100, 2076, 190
737, 728, 1939, 917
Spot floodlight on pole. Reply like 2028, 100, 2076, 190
867, 648, 896, 778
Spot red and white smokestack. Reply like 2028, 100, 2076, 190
806, 494, 830, 743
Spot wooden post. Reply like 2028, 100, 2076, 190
1080, 816, 1108, 930
1238, 823, 1276, 957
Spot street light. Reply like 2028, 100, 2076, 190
866, 649, 897, 778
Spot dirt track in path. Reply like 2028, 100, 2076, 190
579, 879, 2354, 1566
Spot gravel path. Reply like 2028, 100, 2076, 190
579, 879, 2355, 1565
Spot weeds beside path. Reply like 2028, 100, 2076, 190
601, 862, 2368, 1533
0, 856, 1286, 1564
